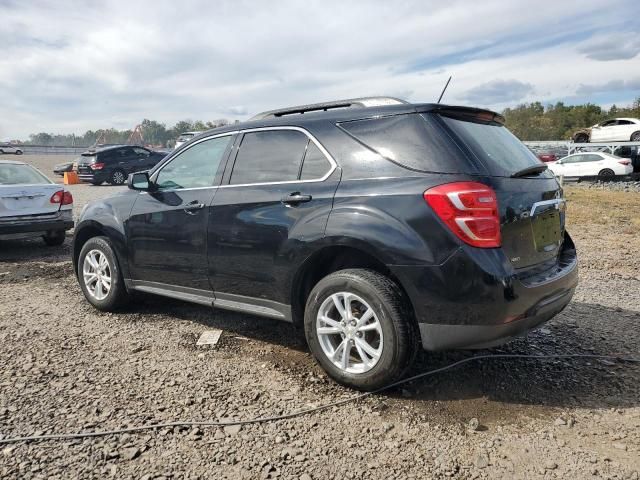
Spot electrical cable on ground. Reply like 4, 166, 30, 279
1, 353, 638, 445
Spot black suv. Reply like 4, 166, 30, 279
77, 145, 167, 185
72, 97, 577, 390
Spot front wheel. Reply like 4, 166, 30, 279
631, 131, 640, 142
78, 236, 129, 311
304, 269, 416, 391
574, 133, 589, 143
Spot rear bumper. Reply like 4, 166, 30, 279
78, 171, 107, 183
391, 232, 578, 351
0, 210, 74, 235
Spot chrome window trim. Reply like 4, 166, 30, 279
219, 126, 337, 188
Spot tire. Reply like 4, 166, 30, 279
304, 268, 416, 391
598, 168, 615, 179
109, 169, 126, 185
42, 230, 66, 246
574, 133, 589, 143
15, 150, 23, 155
78, 236, 129, 311
631, 131, 640, 142
91, 181, 104, 186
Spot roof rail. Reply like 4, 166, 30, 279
249, 96, 409, 120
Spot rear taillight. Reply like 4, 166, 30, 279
618, 160, 631, 165
50, 190, 73, 205
424, 182, 501, 248
90, 162, 105, 170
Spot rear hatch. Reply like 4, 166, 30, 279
77, 153, 97, 175
436, 109, 564, 269
0, 164, 61, 218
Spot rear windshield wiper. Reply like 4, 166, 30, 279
511, 164, 548, 178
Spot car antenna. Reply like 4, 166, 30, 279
437, 76, 452, 103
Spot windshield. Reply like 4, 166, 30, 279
439, 114, 545, 177
0, 164, 51, 185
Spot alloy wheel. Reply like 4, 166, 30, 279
316, 292, 383, 374
82, 249, 112, 300
112, 171, 125, 185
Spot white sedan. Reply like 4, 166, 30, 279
590, 118, 640, 142
548, 152, 633, 179
0, 160, 74, 245
0, 143, 23, 155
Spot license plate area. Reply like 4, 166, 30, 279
532, 209, 562, 251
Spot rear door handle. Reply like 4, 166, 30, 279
184, 201, 205, 214
281, 192, 312, 205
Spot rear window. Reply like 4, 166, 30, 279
338, 113, 474, 174
0, 164, 51, 185
439, 114, 543, 176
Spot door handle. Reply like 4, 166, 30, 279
281, 192, 312, 205
184, 201, 205, 214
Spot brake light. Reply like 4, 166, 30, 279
424, 182, 501, 248
618, 160, 631, 165
50, 190, 73, 205
90, 162, 105, 170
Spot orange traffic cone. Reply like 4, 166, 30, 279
64, 171, 79, 185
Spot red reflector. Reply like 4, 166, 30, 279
618, 160, 631, 165
62, 191, 73, 205
424, 182, 501, 248
90, 162, 105, 170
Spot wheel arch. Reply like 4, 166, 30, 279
290, 242, 416, 329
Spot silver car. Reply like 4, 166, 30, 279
0, 160, 73, 246
0, 143, 23, 155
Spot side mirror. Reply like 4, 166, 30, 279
128, 171, 154, 191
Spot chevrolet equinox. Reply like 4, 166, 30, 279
73, 97, 578, 390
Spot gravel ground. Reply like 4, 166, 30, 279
1, 155, 639, 479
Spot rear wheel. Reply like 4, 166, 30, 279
574, 133, 589, 143
631, 131, 640, 142
304, 269, 416, 391
109, 169, 126, 185
78, 236, 129, 311
15, 150, 23, 155
42, 230, 65, 246
598, 168, 615, 179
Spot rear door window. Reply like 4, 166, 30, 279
338, 113, 473, 173
230, 130, 308, 184
438, 113, 546, 177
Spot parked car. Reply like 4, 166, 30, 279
0, 143, 23, 155
76, 145, 167, 185
72, 97, 577, 390
0, 160, 73, 245
53, 161, 75, 176
572, 118, 640, 143
536, 152, 557, 163
548, 152, 633, 179
175, 131, 203, 150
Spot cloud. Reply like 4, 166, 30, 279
578, 33, 640, 61
0, 0, 639, 139
461, 80, 534, 105
576, 78, 640, 96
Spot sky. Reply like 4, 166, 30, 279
1, 0, 639, 140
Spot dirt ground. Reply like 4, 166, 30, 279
1, 155, 639, 479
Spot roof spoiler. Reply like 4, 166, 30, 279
250, 97, 409, 120
429, 105, 505, 125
